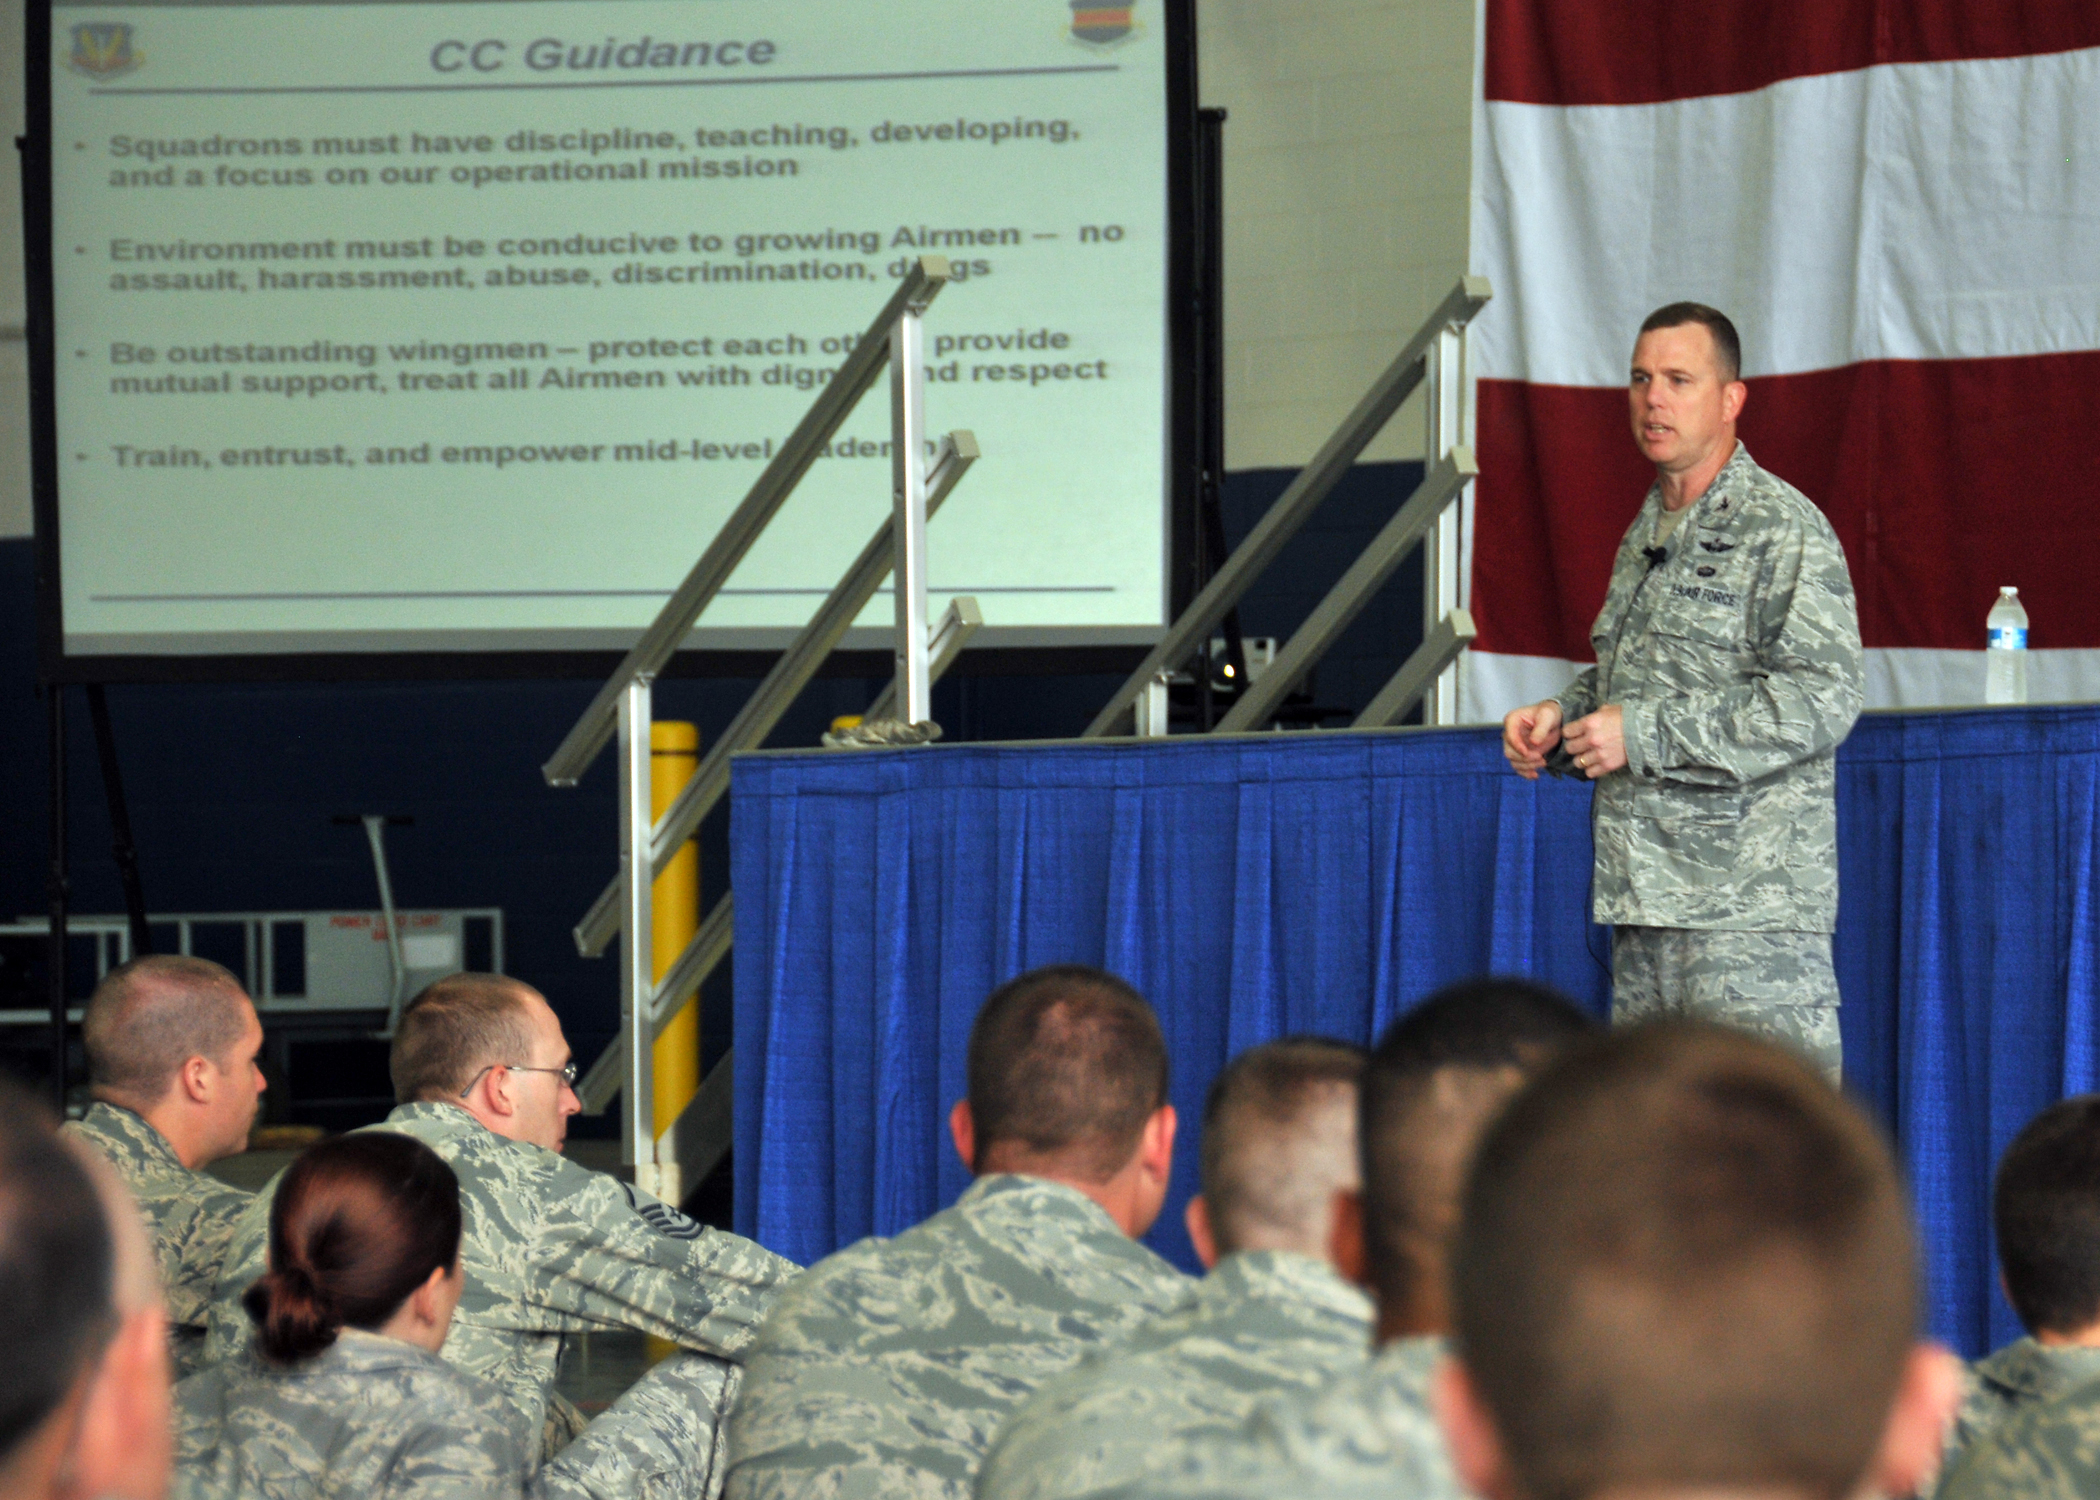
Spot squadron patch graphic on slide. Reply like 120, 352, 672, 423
1069, 1, 1134, 47
66, 22, 142, 79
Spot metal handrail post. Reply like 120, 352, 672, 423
569, 437, 980, 959
891, 305, 931, 724
543, 256, 953, 788
1084, 276, 1491, 738
1422, 323, 1469, 725
1215, 448, 1478, 733
865, 596, 982, 721
616, 679, 657, 1185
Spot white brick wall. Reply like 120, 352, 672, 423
1199, 0, 1475, 469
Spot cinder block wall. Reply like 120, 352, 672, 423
1200, 0, 1474, 469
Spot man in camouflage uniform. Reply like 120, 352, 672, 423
1503, 304, 1864, 1080
1936, 1097, 2100, 1484
1113, 979, 1596, 1500
976, 1038, 1373, 1500
722, 965, 1194, 1500
1437, 1024, 1957, 1500
63, 953, 267, 1378
204, 973, 797, 1485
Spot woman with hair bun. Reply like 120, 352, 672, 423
173, 1132, 535, 1498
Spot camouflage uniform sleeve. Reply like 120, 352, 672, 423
1620, 506, 1863, 788
524, 1175, 796, 1358
200, 1181, 276, 1367
1541, 666, 1603, 779
540, 1352, 741, 1500
1552, 665, 1601, 726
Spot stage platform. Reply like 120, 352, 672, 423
732, 703, 2100, 1357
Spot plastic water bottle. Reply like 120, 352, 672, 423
1986, 587, 2029, 705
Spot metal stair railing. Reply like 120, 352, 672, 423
546, 255, 980, 1197
1085, 276, 1491, 738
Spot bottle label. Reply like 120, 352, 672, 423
1989, 626, 2028, 651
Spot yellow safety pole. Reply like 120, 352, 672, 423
650, 721, 702, 1199
647, 722, 701, 1369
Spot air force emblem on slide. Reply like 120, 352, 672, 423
67, 22, 142, 79
1069, 1, 1134, 47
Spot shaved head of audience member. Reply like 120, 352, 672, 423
1186, 1036, 1366, 1267
1994, 1094, 2100, 1344
390, 972, 580, 1154
0, 1083, 169, 1500
1438, 1021, 1959, 1500
1349, 977, 1597, 1339
951, 963, 1176, 1237
83, 954, 265, 1168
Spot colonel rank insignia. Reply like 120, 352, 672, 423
67, 22, 141, 80
1069, 1, 1134, 47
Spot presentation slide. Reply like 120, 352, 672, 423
46, 0, 1168, 658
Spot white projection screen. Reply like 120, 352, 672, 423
35, 0, 1172, 667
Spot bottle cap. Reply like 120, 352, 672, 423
2004, 586, 2019, 596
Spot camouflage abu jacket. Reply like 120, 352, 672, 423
1938, 1338, 2100, 1487
202, 1102, 798, 1446
1937, 1370, 2100, 1500
1104, 1335, 1460, 1500
975, 1249, 1373, 1500
1550, 443, 1864, 932
722, 1172, 1193, 1500
64, 1101, 253, 1379
173, 1328, 536, 1500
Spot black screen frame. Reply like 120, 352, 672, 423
26, 0, 1199, 685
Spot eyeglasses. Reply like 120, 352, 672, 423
457, 1061, 579, 1098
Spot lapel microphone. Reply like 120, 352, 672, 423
1643, 545, 1668, 570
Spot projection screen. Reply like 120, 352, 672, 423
37, 0, 1171, 665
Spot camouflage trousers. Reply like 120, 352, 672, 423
542, 1353, 741, 1500
1611, 927, 1842, 1083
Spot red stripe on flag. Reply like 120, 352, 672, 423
1485, 0, 2100, 106
1473, 353, 2100, 658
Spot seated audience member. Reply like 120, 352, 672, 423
205, 973, 797, 1468
722, 964, 1194, 1500
65, 954, 266, 1376
175, 1132, 535, 1499
1435, 1021, 1958, 1500
977, 1037, 1373, 1500
1936, 1096, 2100, 1477
1119, 976, 1596, 1500
0, 1082, 171, 1500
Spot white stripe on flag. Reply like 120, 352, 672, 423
1472, 46, 2100, 386
1461, 649, 2100, 725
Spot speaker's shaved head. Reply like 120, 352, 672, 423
1200, 1037, 1365, 1256
83, 955, 253, 1111
1454, 1022, 1916, 1500
390, 973, 541, 1103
